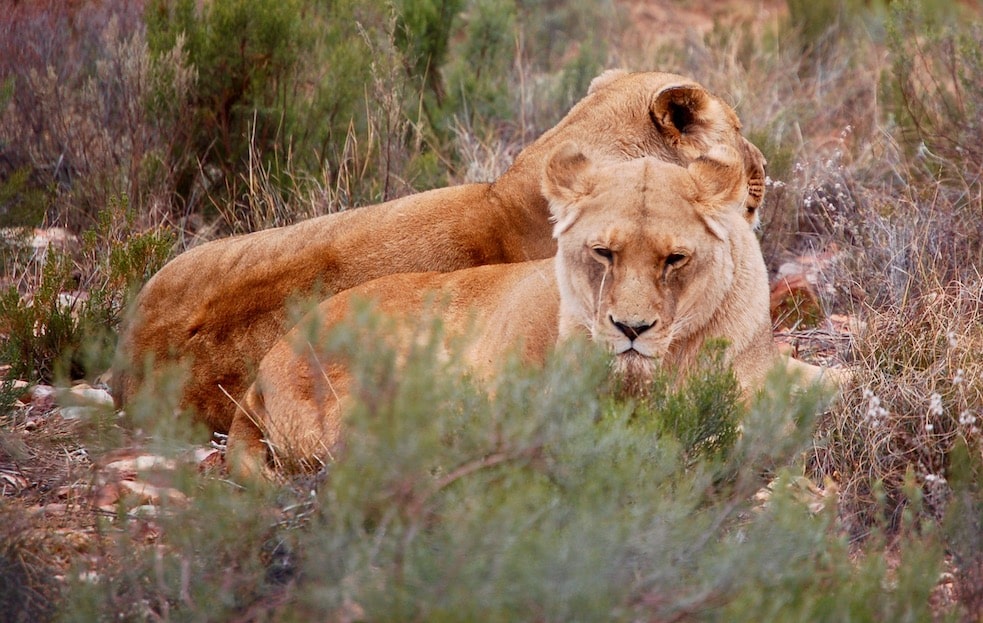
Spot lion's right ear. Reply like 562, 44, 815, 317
651, 85, 715, 149
543, 142, 594, 237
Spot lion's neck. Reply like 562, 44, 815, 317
488, 147, 560, 260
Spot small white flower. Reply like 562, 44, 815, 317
863, 389, 888, 427
959, 411, 977, 426
953, 369, 964, 385
929, 393, 943, 417
924, 474, 946, 484
947, 331, 958, 349
925, 423, 934, 432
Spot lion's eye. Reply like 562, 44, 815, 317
592, 246, 614, 261
665, 253, 688, 268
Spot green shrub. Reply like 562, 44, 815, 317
7, 2, 982, 619
785, 0, 885, 64
0, 247, 87, 382
886, 0, 983, 178
0, 197, 172, 383
444, 0, 517, 128
394, 0, 465, 120
145, 0, 306, 201
0, 167, 52, 229
54, 308, 948, 621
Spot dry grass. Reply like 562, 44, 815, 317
623, 0, 983, 532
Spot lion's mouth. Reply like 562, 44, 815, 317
612, 349, 659, 397
612, 340, 663, 359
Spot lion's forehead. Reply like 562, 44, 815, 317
575, 204, 712, 251
593, 163, 699, 204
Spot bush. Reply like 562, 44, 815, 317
886, 0, 983, 180
145, 0, 307, 209
0, 197, 172, 383
54, 312, 949, 620
444, 0, 518, 130
0, 7, 196, 231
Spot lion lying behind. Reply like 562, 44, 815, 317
112, 70, 767, 436
227, 142, 799, 478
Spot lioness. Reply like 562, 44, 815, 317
112, 70, 767, 434
227, 142, 786, 477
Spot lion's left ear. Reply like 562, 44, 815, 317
738, 137, 767, 227
543, 142, 595, 236
688, 144, 748, 220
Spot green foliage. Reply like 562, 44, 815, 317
444, 0, 517, 126
0, 76, 50, 229
942, 439, 983, 615
0, 197, 172, 383
719, 480, 943, 622
785, 0, 885, 62
886, 0, 983, 176
1, 249, 85, 382
394, 0, 465, 113
145, 0, 307, 191
7, 1, 982, 618
80, 196, 176, 304
640, 339, 744, 461
515, 0, 610, 113
53, 310, 946, 620
516, 0, 611, 72
0, 167, 52, 228
299, 0, 384, 176
0, 381, 18, 416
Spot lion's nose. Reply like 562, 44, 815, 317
611, 317, 654, 340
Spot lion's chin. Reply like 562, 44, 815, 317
612, 350, 659, 397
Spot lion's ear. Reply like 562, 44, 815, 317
543, 142, 594, 236
651, 85, 717, 147
652, 84, 764, 226
587, 69, 629, 94
738, 136, 767, 227
688, 145, 747, 215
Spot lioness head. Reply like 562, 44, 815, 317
537, 69, 768, 226
544, 141, 773, 395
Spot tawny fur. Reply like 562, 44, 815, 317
112, 70, 767, 434
227, 144, 781, 478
